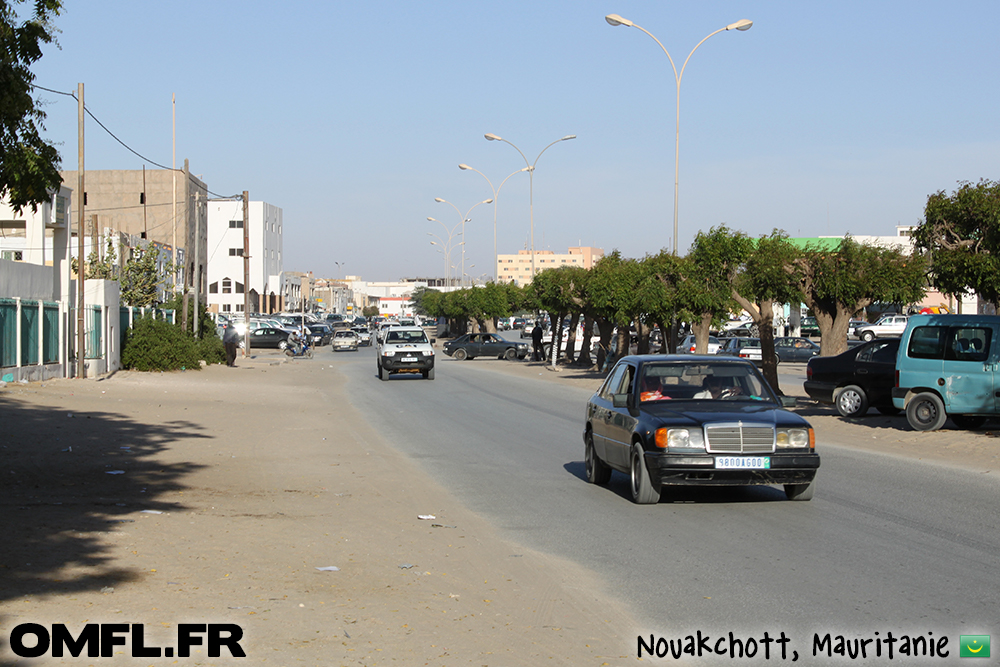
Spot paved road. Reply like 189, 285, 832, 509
330, 345, 999, 651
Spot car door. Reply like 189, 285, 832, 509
602, 362, 638, 468
853, 338, 899, 405
590, 364, 628, 464
481, 334, 504, 357
773, 337, 793, 361
942, 325, 995, 414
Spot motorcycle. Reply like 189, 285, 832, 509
285, 338, 313, 359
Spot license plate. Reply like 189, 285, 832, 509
715, 456, 770, 469
401, 356, 417, 362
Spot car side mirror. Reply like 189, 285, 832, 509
612, 393, 629, 408
780, 396, 797, 408
430, 338, 436, 344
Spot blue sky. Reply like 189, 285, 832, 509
32, 1, 1000, 282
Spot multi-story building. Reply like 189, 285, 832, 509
60, 166, 207, 295
496, 246, 604, 286
206, 200, 283, 315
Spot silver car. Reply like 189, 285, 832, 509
332, 330, 359, 352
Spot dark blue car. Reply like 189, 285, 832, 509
584, 355, 820, 503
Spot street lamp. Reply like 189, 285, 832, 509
427, 219, 463, 287
484, 133, 575, 281
459, 164, 531, 282
605, 14, 752, 254
434, 197, 493, 287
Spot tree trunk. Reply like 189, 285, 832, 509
756, 301, 780, 395
565, 312, 580, 364
812, 304, 855, 355
636, 320, 650, 354
693, 312, 713, 354
576, 315, 594, 367
614, 326, 629, 365
595, 317, 615, 371
483, 317, 497, 334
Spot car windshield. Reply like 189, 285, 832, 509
638, 362, 772, 403
386, 330, 428, 344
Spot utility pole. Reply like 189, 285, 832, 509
242, 191, 250, 356
193, 191, 200, 338
181, 159, 190, 333
76, 82, 85, 380
171, 94, 176, 294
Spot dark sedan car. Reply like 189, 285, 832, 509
443, 333, 529, 360
307, 324, 332, 347
773, 337, 821, 363
716, 337, 761, 357
584, 355, 820, 504
804, 337, 900, 417
244, 327, 292, 350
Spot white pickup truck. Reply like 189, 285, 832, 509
376, 326, 435, 380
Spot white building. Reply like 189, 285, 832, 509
207, 200, 283, 314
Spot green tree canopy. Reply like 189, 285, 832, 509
914, 179, 1000, 309
0, 0, 63, 212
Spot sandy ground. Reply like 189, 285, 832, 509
0, 354, 634, 666
3, 351, 998, 666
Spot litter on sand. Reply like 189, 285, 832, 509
315, 566, 340, 572
141, 510, 163, 514
417, 514, 436, 520
398, 563, 415, 569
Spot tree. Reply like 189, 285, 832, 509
529, 266, 585, 369
728, 230, 803, 393
85, 238, 118, 280
120, 244, 167, 307
913, 179, 1000, 310
683, 229, 741, 354
0, 0, 63, 212
638, 251, 684, 354
792, 237, 927, 355
585, 251, 645, 369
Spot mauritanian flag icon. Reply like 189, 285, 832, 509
960, 635, 990, 658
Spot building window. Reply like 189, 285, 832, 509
209, 281, 219, 293
236, 304, 244, 313
222, 304, 231, 312
222, 279, 232, 294
229, 248, 243, 256
229, 220, 243, 228
236, 282, 244, 294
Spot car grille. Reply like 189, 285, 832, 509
704, 423, 775, 454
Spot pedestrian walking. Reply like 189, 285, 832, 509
531, 323, 544, 362
223, 325, 240, 367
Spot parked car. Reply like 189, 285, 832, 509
242, 327, 292, 350
332, 329, 359, 352
799, 316, 820, 337
678, 335, 721, 355
892, 314, 1000, 430
855, 314, 909, 341
520, 321, 536, 339
805, 338, 900, 417
717, 337, 761, 358
306, 324, 332, 347
773, 337, 821, 363
584, 355, 820, 503
720, 321, 759, 338
351, 326, 372, 346
443, 333, 529, 360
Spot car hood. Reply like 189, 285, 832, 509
640, 401, 807, 427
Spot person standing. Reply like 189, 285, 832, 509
223, 325, 240, 367
531, 322, 544, 362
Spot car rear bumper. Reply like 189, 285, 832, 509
803, 380, 836, 404
647, 452, 820, 487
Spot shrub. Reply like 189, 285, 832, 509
197, 330, 226, 365
121, 317, 202, 372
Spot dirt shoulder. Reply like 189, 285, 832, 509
0, 357, 634, 666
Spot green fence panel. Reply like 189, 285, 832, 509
0, 299, 15, 368
42, 303, 59, 363
20, 300, 39, 366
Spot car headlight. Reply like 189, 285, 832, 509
656, 427, 705, 451
423, 350, 434, 356
382, 350, 395, 357
776, 427, 813, 449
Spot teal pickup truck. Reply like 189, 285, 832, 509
892, 314, 1000, 431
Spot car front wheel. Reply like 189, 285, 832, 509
379, 366, 390, 381
629, 444, 659, 504
504, 348, 517, 361
861, 331, 875, 342
835, 385, 869, 417
906, 392, 947, 431
585, 431, 611, 485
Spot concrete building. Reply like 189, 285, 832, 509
206, 200, 283, 315
496, 246, 604, 285
60, 166, 207, 296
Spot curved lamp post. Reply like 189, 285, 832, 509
484, 133, 575, 282
459, 164, 531, 282
605, 14, 752, 254
434, 197, 493, 287
427, 219, 463, 287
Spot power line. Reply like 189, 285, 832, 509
31, 83, 241, 200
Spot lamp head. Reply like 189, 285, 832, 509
605, 14, 633, 27
427, 217, 436, 222
484, 198, 494, 204
434, 198, 444, 203
562, 135, 577, 141
726, 19, 753, 31
484, 133, 501, 141
459, 164, 471, 170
